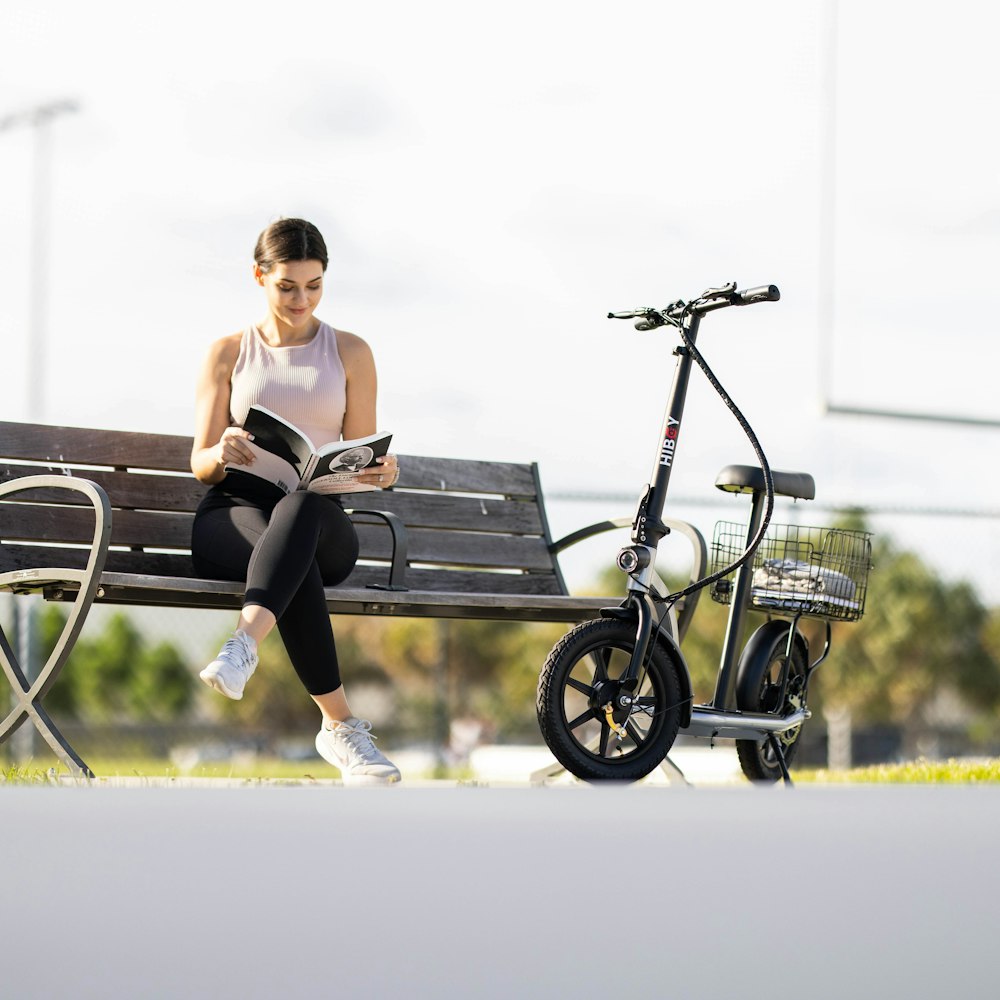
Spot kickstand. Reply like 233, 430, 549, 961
766, 734, 794, 787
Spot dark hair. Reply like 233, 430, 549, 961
254, 218, 329, 273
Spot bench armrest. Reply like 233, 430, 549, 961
344, 508, 409, 591
550, 515, 708, 644
549, 516, 633, 555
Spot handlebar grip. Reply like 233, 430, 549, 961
735, 284, 780, 304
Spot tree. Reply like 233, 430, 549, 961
36, 607, 194, 723
367, 615, 565, 744
71, 613, 144, 720
815, 532, 1000, 753
130, 641, 196, 721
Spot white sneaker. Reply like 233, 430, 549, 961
316, 717, 401, 785
199, 631, 258, 700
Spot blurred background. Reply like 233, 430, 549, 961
2, 0, 998, 777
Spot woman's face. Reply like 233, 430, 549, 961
256, 259, 325, 331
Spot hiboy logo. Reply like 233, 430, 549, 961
660, 416, 680, 467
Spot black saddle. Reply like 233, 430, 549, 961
714, 464, 815, 501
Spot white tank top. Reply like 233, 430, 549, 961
229, 322, 347, 447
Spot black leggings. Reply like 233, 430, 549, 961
191, 475, 359, 695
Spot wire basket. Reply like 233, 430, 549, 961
710, 521, 873, 622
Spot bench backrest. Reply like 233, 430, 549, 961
0, 421, 568, 597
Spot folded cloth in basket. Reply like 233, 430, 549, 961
751, 558, 856, 600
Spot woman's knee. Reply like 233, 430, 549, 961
276, 489, 326, 522
271, 492, 357, 576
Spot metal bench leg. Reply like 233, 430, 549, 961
656, 753, 692, 786
529, 745, 691, 787
0, 601, 95, 778
0, 475, 112, 779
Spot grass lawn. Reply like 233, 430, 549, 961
2, 757, 343, 784
798, 758, 1000, 784
4, 756, 1000, 785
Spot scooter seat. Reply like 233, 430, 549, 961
714, 464, 816, 500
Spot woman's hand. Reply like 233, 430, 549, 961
355, 453, 399, 489
215, 426, 257, 469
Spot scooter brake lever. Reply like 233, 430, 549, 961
699, 281, 737, 299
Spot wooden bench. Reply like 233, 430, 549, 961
0, 419, 706, 777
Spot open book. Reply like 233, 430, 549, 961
226, 404, 393, 495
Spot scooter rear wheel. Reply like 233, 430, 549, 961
536, 618, 684, 782
735, 626, 808, 782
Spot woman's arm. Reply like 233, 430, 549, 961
190, 333, 256, 484
338, 330, 398, 487
338, 330, 377, 440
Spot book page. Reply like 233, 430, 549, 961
307, 471, 378, 494
306, 433, 392, 494
235, 444, 301, 494
241, 405, 315, 478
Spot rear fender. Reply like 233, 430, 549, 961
735, 619, 809, 711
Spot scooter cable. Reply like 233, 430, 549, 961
652, 304, 775, 606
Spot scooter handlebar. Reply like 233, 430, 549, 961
733, 284, 780, 304
609, 284, 780, 325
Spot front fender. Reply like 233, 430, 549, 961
654, 623, 694, 728
600, 604, 693, 728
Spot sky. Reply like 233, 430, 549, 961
2, 0, 999, 603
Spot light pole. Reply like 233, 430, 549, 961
817, 0, 838, 415
1, 99, 79, 761
0, 98, 79, 419
816, 11, 1000, 429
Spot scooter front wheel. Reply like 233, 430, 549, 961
536, 618, 683, 782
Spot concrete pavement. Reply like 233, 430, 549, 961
2, 782, 997, 999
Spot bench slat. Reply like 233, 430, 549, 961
0, 467, 545, 532
0, 421, 192, 472
106, 564, 566, 597
1, 507, 553, 571
92, 574, 607, 622
0, 544, 567, 597
355, 524, 553, 570
1, 421, 539, 497
394, 456, 538, 497
346, 492, 543, 533
2, 504, 195, 549
0, 463, 207, 511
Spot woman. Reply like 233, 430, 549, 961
190, 218, 400, 785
